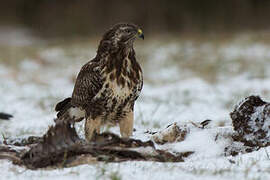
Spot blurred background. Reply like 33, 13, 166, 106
1, 0, 270, 37
2, 0, 270, 136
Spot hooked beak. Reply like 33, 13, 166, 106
138, 29, 144, 40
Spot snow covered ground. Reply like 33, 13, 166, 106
1, 28, 270, 179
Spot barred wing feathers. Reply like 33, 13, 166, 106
71, 61, 103, 111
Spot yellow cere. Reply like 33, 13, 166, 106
138, 29, 143, 35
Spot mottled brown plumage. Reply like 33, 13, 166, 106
55, 23, 144, 141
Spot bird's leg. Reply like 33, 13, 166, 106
119, 111, 134, 138
85, 117, 102, 141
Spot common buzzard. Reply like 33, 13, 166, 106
55, 23, 144, 141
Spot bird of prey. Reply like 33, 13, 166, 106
0, 112, 13, 120
55, 23, 144, 141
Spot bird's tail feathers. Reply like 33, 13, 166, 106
55, 97, 72, 118
55, 98, 85, 122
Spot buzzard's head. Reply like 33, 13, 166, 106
102, 23, 144, 47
